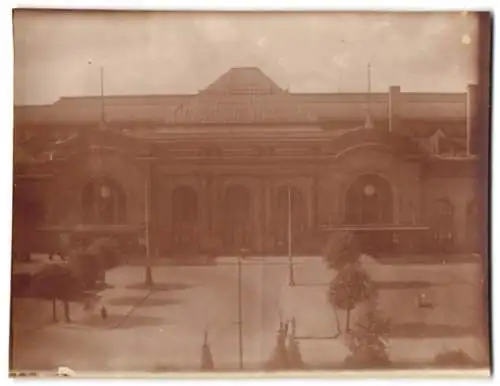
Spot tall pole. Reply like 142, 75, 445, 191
364, 62, 373, 129
100, 66, 105, 123
288, 187, 295, 286
237, 253, 244, 369
144, 164, 153, 286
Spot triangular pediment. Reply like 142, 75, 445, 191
202, 67, 284, 95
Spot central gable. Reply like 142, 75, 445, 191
167, 67, 318, 125
202, 67, 284, 95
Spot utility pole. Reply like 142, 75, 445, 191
144, 163, 153, 286
288, 187, 295, 286
100, 66, 105, 124
88, 60, 106, 125
364, 62, 374, 129
237, 248, 247, 369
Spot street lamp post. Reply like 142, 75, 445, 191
237, 247, 248, 370
288, 187, 295, 286
87, 60, 105, 124
144, 163, 153, 286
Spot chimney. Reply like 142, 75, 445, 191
388, 86, 401, 133
364, 63, 374, 129
466, 84, 478, 156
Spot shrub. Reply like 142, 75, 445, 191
200, 330, 215, 371
287, 334, 305, 369
266, 323, 289, 370
86, 237, 121, 270
344, 310, 392, 369
434, 349, 476, 368
328, 263, 374, 332
323, 231, 360, 271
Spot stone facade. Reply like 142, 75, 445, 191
12, 67, 485, 257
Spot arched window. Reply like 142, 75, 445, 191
274, 186, 308, 249
466, 197, 480, 252
82, 177, 126, 225
172, 186, 199, 251
222, 185, 252, 251
172, 186, 199, 225
431, 198, 455, 251
344, 174, 393, 224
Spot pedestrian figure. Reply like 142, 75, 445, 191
63, 301, 71, 323
283, 321, 289, 337
100, 306, 108, 320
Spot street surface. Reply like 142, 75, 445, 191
10, 255, 489, 373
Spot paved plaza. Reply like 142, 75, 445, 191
10, 255, 489, 373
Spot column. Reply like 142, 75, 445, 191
262, 176, 272, 254
211, 175, 222, 249
253, 181, 263, 253
388, 85, 401, 133
200, 174, 212, 250
311, 175, 318, 230
466, 84, 478, 156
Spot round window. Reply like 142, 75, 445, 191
100, 185, 111, 198
363, 184, 376, 197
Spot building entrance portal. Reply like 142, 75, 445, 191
222, 185, 252, 254
172, 186, 199, 255
273, 186, 308, 254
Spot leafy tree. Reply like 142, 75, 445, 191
29, 263, 84, 323
85, 237, 121, 286
328, 263, 374, 333
69, 252, 103, 290
344, 309, 392, 369
323, 231, 361, 271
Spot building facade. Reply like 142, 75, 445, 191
13, 67, 486, 257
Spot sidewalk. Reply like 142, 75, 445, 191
278, 254, 487, 366
11, 295, 103, 336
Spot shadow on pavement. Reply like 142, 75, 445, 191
375, 280, 431, 290
125, 282, 192, 291
79, 314, 168, 330
388, 322, 479, 338
107, 296, 182, 307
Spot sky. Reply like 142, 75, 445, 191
13, 10, 479, 105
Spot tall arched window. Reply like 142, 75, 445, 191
172, 186, 198, 225
274, 186, 308, 251
466, 197, 480, 253
82, 176, 126, 224
172, 186, 199, 252
222, 185, 252, 252
344, 174, 393, 224
431, 198, 455, 252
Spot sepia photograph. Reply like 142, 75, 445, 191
9, 9, 491, 377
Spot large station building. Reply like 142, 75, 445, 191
12, 67, 486, 257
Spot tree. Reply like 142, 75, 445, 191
85, 236, 121, 285
434, 349, 476, 368
266, 322, 289, 370
344, 309, 392, 369
286, 318, 305, 369
328, 263, 374, 333
323, 231, 360, 271
29, 263, 84, 323
200, 330, 215, 371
